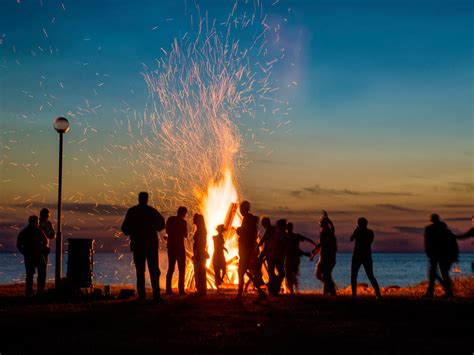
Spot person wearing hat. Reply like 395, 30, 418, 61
212, 224, 228, 286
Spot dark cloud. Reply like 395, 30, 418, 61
449, 182, 474, 193
290, 185, 414, 198
444, 217, 472, 222
376, 204, 416, 212
441, 203, 474, 209
256, 206, 352, 219
393, 226, 424, 234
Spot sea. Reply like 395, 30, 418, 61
1, 252, 473, 291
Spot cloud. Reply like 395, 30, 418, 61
393, 226, 424, 234
290, 185, 414, 198
449, 182, 474, 193
444, 217, 472, 222
441, 203, 474, 209
376, 204, 416, 212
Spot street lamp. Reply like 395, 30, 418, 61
54, 117, 70, 288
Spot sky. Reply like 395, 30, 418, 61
0, 0, 473, 253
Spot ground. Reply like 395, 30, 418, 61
0, 280, 473, 354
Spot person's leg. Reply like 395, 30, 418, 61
147, 248, 161, 300
36, 256, 47, 294
133, 250, 146, 299
199, 259, 207, 295
351, 258, 362, 297
267, 259, 277, 295
177, 255, 186, 294
275, 260, 285, 295
237, 252, 249, 298
284, 263, 294, 294
325, 261, 336, 296
166, 252, 176, 294
213, 261, 220, 286
24, 258, 34, 297
363, 259, 381, 298
425, 259, 438, 297
439, 260, 453, 297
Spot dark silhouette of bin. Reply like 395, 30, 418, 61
67, 238, 94, 288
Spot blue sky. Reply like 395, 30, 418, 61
0, 0, 472, 252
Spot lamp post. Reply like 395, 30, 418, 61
53, 117, 70, 288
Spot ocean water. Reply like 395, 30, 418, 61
1, 253, 473, 291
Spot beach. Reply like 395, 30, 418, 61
0, 279, 473, 354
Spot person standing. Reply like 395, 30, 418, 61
313, 212, 337, 296
121, 192, 165, 302
266, 219, 288, 296
192, 213, 208, 296
236, 200, 265, 299
212, 224, 228, 286
165, 206, 188, 296
350, 217, 381, 298
255, 217, 275, 287
285, 222, 317, 295
424, 214, 458, 298
17, 215, 48, 296
38, 208, 55, 266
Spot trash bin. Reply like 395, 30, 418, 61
67, 238, 94, 288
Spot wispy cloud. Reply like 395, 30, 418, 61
444, 217, 471, 222
393, 226, 424, 234
449, 182, 474, 193
290, 185, 414, 198
376, 204, 416, 212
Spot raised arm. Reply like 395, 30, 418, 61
298, 233, 317, 247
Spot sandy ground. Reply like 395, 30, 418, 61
0, 280, 473, 355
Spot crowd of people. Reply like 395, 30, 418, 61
17, 191, 474, 301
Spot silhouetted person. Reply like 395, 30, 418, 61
121, 192, 165, 302
350, 217, 381, 298
213, 224, 228, 286
266, 219, 288, 296
424, 214, 458, 298
192, 213, 208, 295
39, 208, 55, 266
165, 206, 188, 295
257, 217, 274, 261
285, 222, 317, 295
255, 217, 275, 286
17, 215, 48, 296
313, 212, 337, 296
236, 200, 265, 299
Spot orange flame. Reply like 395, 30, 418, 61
199, 168, 241, 286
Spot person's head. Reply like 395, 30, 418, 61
276, 219, 287, 232
177, 206, 188, 218
138, 192, 149, 205
216, 224, 226, 234
39, 208, 50, 220
239, 200, 250, 216
261, 216, 271, 229
320, 217, 331, 229
193, 213, 206, 229
287, 222, 294, 233
28, 215, 39, 227
430, 213, 440, 223
357, 217, 368, 228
